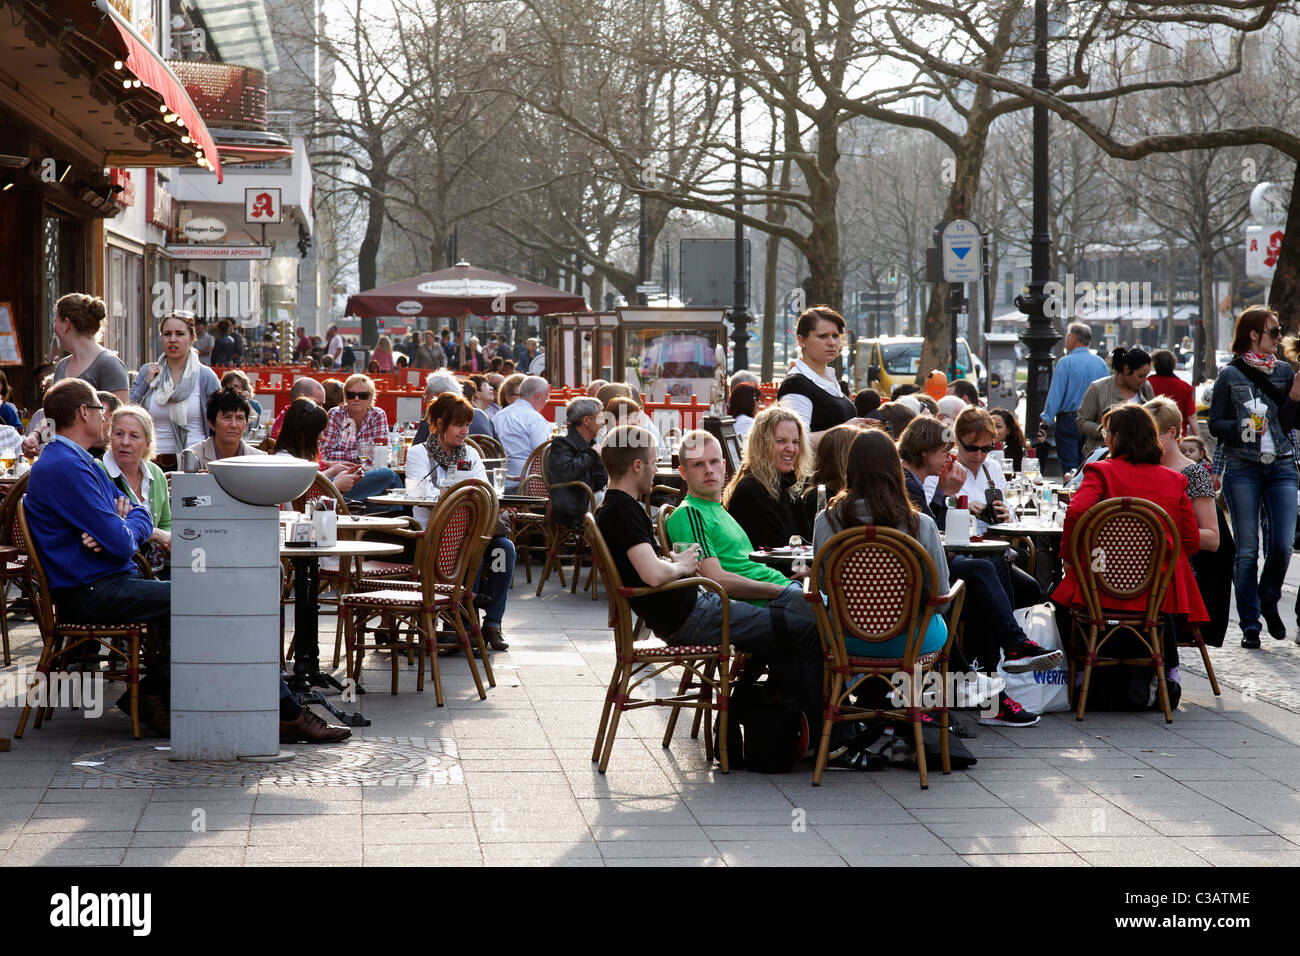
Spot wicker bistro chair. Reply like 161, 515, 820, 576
585, 513, 733, 774
342, 481, 494, 704
353, 478, 501, 689
803, 525, 966, 789
507, 440, 552, 583
14, 500, 154, 739
1064, 497, 1217, 722
0, 472, 35, 665
535, 479, 597, 598
472, 434, 505, 459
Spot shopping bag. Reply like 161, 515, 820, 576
997, 603, 1070, 713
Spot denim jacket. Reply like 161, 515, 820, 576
1208, 361, 1299, 464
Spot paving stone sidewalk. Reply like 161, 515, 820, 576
2, 565, 1300, 868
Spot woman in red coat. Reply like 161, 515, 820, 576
1054, 404, 1208, 623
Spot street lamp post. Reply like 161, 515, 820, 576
726, 0, 751, 374
1015, 0, 1061, 467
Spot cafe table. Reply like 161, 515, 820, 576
984, 519, 1066, 592
940, 536, 1011, 556
281, 538, 404, 696
748, 546, 814, 578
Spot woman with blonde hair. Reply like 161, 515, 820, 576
319, 372, 401, 503
371, 334, 396, 373
97, 404, 172, 575
724, 403, 813, 548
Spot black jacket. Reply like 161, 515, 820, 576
544, 430, 608, 526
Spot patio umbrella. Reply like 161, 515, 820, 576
345, 261, 587, 367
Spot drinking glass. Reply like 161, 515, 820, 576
492, 468, 506, 495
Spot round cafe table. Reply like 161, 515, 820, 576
748, 547, 814, 578
940, 536, 1011, 555
281, 539, 404, 690
985, 520, 1065, 592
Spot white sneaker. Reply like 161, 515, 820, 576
953, 673, 1006, 709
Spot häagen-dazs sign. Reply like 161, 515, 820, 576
182, 217, 228, 242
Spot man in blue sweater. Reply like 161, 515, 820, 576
25, 378, 172, 735
1038, 322, 1109, 474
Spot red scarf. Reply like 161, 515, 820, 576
1242, 351, 1278, 373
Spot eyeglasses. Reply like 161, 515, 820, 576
959, 439, 994, 455
80, 402, 105, 413
345, 390, 371, 401
168, 309, 196, 319
1266, 326, 1283, 338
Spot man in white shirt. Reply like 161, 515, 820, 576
494, 375, 554, 480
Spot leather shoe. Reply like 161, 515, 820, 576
280, 707, 351, 744
1264, 611, 1286, 640
481, 626, 509, 651
1241, 629, 1262, 649
138, 693, 170, 738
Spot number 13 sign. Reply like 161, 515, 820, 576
245, 188, 282, 224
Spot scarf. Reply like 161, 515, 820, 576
1241, 351, 1278, 374
425, 435, 466, 479
145, 350, 201, 451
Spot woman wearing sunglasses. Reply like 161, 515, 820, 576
319, 372, 401, 503
1209, 306, 1300, 648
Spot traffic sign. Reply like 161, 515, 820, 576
941, 220, 982, 283
635, 283, 661, 294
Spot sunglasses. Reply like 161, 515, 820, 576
345, 390, 371, 401
1265, 326, 1283, 338
959, 440, 994, 455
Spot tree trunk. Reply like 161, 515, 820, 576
358, 169, 386, 292
1200, 243, 1218, 379
762, 234, 780, 381
1268, 162, 1300, 334
1165, 242, 1177, 350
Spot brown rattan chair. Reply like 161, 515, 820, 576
534, 477, 597, 598
804, 525, 966, 789
585, 513, 732, 774
0, 472, 35, 665
472, 434, 505, 459
342, 481, 493, 704
508, 440, 552, 583
13, 500, 153, 739
1064, 497, 1215, 722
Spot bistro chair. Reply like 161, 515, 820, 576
472, 434, 505, 459
1064, 497, 1207, 723
342, 481, 493, 704
586, 513, 733, 774
13, 500, 154, 739
804, 525, 966, 789
0, 472, 35, 665
508, 440, 552, 583
353, 478, 501, 689
534, 475, 597, 599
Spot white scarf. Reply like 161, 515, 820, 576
148, 350, 201, 451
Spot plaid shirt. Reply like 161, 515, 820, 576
320, 405, 389, 464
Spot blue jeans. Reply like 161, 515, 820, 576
344, 467, 401, 503
54, 571, 171, 694
948, 554, 1029, 671
474, 535, 516, 629
1055, 413, 1082, 474
1222, 456, 1297, 633
673, 584, 823, 737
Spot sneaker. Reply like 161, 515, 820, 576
280, 707, 351, 744
1241, 629, 1262, 649
1264, 611, 1286, 641
953, 673, 1006, 709
978, 692, 1041, 727
1001, 639, 1065, 674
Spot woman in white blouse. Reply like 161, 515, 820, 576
405, 393, 513, 651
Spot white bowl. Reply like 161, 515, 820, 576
207, 455, 318, 506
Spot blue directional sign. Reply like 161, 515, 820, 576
941, 219, 982, 283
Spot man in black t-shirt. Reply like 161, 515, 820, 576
594, 426, 824, 746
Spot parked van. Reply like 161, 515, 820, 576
855, 336, 985, 396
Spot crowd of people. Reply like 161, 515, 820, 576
10, 289, 1292, 769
